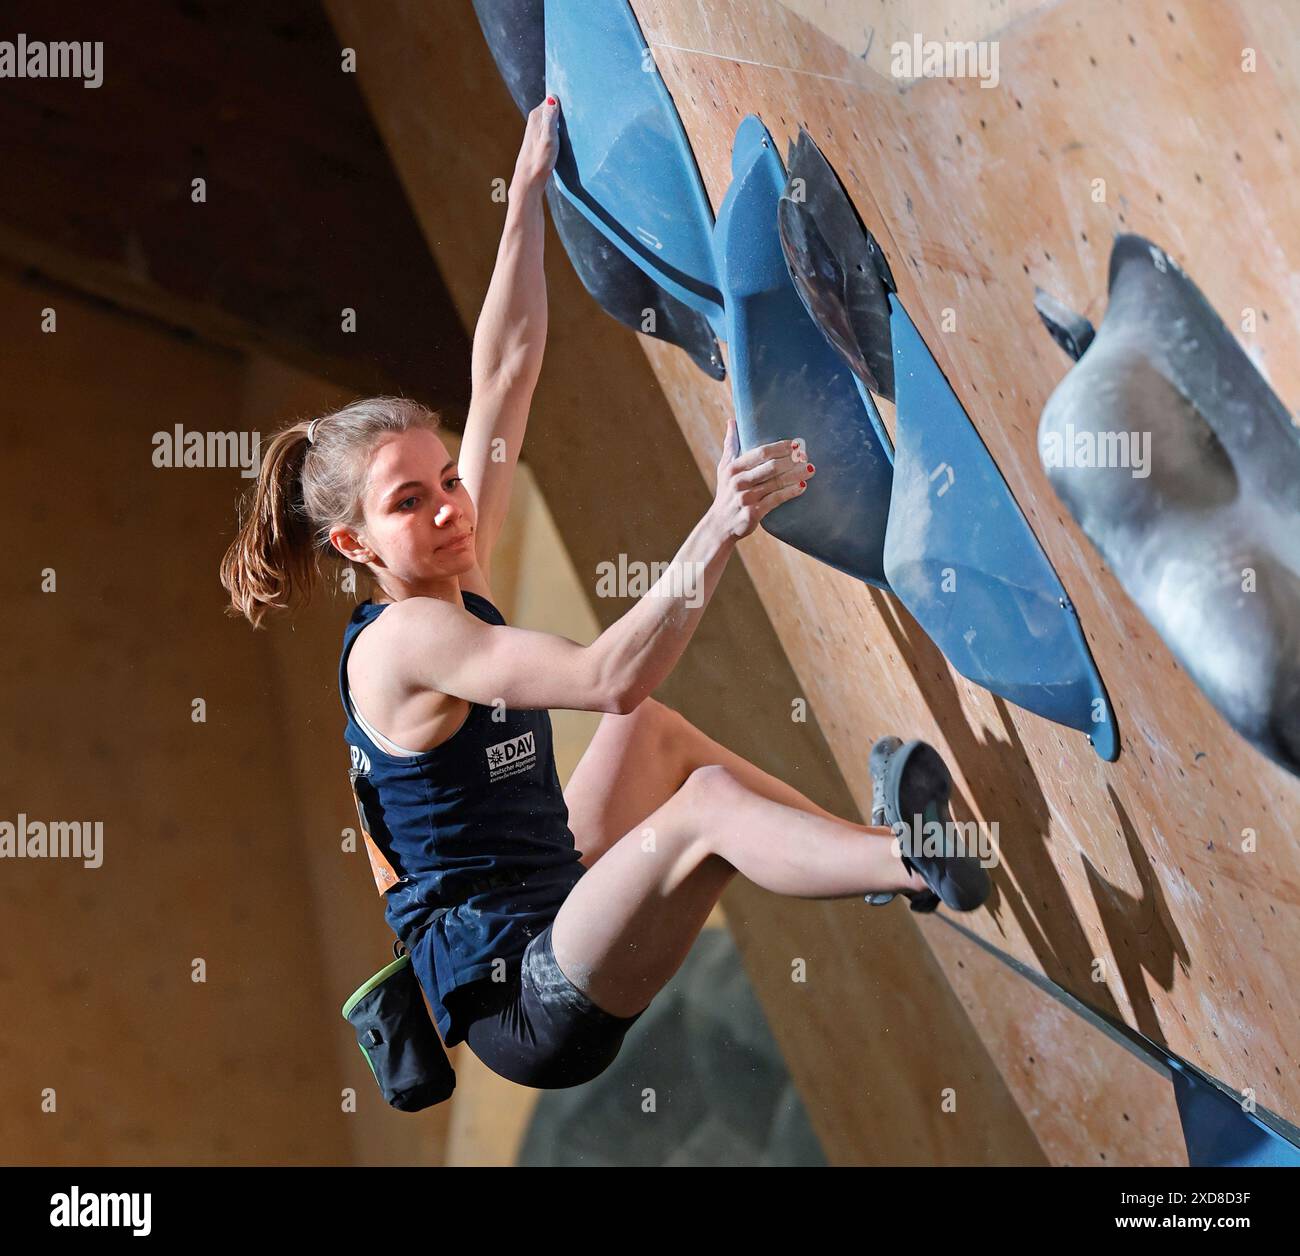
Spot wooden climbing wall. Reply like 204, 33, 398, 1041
632, 0, 1300, 1130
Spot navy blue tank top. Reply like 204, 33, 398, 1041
338, 590, 587, 1045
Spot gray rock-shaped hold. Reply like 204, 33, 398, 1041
1039, 235, 1300, 775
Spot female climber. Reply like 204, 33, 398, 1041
219, 97, 989, 1090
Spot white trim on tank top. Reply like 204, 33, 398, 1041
347, 692, 425, 758
346, 593, 491, 759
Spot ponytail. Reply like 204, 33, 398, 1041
219, 421, 318, 629
219, 396, 440, 629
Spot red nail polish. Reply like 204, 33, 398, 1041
799, 481, 806, 489
807, 464, 814, 472
546, 96, 556, 105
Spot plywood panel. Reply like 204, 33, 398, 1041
927, 921, 1187, 1165
631, 0, 1300, 1136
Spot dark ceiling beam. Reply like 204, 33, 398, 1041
0, 0, 470, 413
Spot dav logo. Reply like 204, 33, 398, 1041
486, 731, 535, 783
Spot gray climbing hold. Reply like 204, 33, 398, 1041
1039, 234, 1300, 776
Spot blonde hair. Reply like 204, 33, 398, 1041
219, 396, 441, 629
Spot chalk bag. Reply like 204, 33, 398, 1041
342, 940, 455, 1111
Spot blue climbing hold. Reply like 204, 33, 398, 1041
716, 115, 895, 589
544, 0, 723, 325
885, 295, 1118, 760
778, 129, 1117, 760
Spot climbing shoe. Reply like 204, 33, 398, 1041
865, 736, 991, 913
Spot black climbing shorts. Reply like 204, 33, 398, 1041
452, 923, 648, 1089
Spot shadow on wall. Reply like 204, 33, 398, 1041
869, 587, 1143, 1029
518, 929, 826, 1166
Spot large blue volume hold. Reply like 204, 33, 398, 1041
885, 297, 1118, 759
528, 5, 1118, 758
472, 0, 724, 378
1170, 1059, 1300, 1167
715, 116, 895, 589
777, 128, 1116, 759
544, 0, 723, 325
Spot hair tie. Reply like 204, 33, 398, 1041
306, 418, 320, 445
